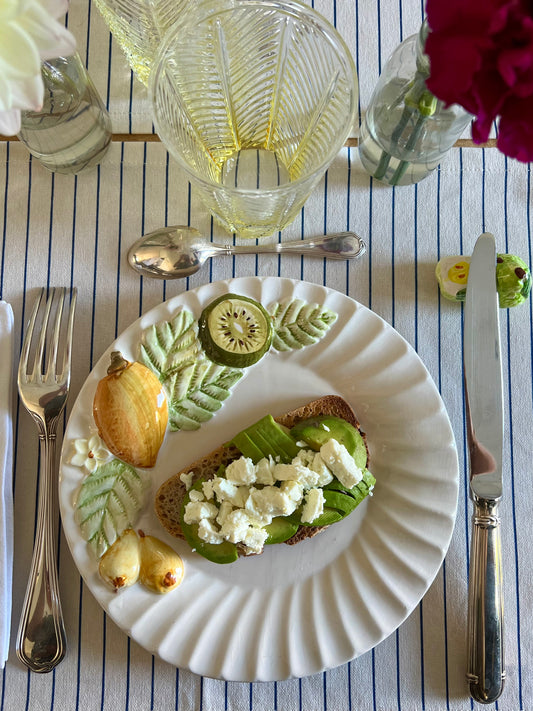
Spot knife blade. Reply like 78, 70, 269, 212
464, 232, 505, 704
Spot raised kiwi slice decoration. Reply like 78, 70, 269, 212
198, 293, 273, 368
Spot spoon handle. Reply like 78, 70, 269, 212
227, 232, 366, 259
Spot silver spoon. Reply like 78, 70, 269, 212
127, 226, 366, 279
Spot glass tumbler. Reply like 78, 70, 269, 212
18, 53, 112, 175
150, 0, 358, 239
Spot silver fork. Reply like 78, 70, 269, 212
16, 287, 77, 673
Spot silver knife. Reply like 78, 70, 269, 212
464, 232, 505, 704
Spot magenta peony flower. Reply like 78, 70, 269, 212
425, 0, 533, 162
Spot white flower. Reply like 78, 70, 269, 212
0, 0, 76, 135
71, 435, 111, 473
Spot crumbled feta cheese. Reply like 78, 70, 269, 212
319, 439, 363, 488
216, 500, 233, 526
301, 487, 325, 524
212, 476, 249, 507
202, 479, 215, 500
274, 461, 320, 489
293, 449, 314, 467
183, 501, 219, 525
249, 486, 298, 517
220, 509, 254, 544
189, 489, 205, 502
198, 519, 224, 544
255, 456, 276, 485
279, 480, 304, 505
225, 456, 256, 485
180, 471, 195, 491
242, 526, 269, 555
244, 490, 273, 526
290, 450, 333, 487
310, 452, 334, 486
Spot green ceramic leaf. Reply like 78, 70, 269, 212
268, 299, 337, 351
75, 459, 149, 558
140, 309, 244, 432
163, 357, 244, 431
139, 309, 201, 377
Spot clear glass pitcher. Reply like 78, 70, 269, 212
94, 0, 233, 86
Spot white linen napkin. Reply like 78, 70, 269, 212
0, 302, 14, 668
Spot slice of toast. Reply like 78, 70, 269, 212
154, 395, 368, 550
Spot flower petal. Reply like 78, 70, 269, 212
71, 452, 88, 467
0, 22, 42, 78
0, 108, 21, 135
85, 458, 99, 474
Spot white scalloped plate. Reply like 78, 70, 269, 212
59, 276, 459, 682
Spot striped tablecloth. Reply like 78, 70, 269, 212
1, 0, 532, 709
2, 141, 533, 711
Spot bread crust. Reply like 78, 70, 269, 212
154, 395, 368, 551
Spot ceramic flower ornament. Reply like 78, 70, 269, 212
0, 0, 76, 135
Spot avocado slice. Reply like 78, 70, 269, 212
230, 414, 300, 463
292, 478, 373, 528
290, 415, 367, 468
324, 468, 376, 502
179, 480, 238, 564
323, 489, 359, 514
230, 431, 265, 463
264, 516, 299, 544
295, 506, 344, 527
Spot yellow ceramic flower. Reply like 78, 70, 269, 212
0, 0, 76, 134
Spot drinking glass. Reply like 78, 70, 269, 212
150, 0, 357, 239
18, 54, 112, 175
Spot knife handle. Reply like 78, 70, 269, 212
466, 496, 505, 704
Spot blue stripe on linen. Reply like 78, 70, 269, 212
457, 149, 471, 589
138, 143, 147, 316
69, 172, 83, 711
391, 186, 396, 326
377, 0, 383, 74
368, 180, 373, 310
436, 169, 451, 711
115, 143, 125, 337
150, 656, 155, 710
105, 35, 112, 111
396, 628, 401, 709
503, 158, 524, 710
1, 666, 5, 711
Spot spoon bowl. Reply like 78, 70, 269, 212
127, 226, 366, 280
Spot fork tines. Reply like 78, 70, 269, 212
20, 287, 77, 384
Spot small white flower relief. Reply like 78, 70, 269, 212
70, 434, 111, 473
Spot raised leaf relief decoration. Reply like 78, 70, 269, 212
140, 308, 243, 431
75, 459, 149, 558
162, 357, 244, 431
140, 309, 201, 377
268, 299, 337, 351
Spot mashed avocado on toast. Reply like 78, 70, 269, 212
155, 396, 375, 564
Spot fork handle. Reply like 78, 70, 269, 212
16, 433, 66, 672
